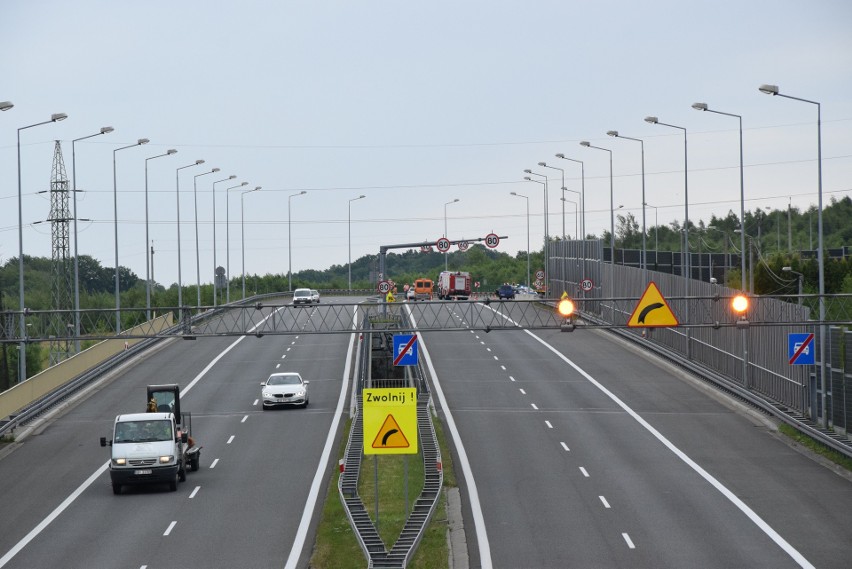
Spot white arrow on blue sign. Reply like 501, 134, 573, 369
393, 334, 418, 366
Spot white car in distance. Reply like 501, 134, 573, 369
311, 289, 320, 303
292, 288, 313, 305
261, 372, 309, 409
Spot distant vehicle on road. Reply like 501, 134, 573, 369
261, 372, 309, 409
437, 271, 471, 300
414, 278, 433, 301
311, 289, 321, 303
406, 288, 416, 300
497, 284, 515, 300
293, 288, 313, 305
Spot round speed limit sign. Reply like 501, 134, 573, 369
457, 241, 469, 251
580, 278, 594, 292
378, 281, 391, 294
436, 237, 451, 252
535, 269, 545, 280
484, 233, 500, 248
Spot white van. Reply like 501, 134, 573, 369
101, 412, 186, 494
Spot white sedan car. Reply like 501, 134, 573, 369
311, 289, 321, 303
261, 372, 309, 409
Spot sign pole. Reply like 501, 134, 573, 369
375, 455, 379, 531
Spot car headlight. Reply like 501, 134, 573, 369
159, 455, 174, 464
112, 458, 126, 466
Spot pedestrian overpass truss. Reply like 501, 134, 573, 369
2, 294, 850, 342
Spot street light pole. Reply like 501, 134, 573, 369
561, 198, 578, 239
607, 131, 647, 282
288, 191, 307, 291
17, 112, 67, 381
555, 154, 585, 238
760, 84, 826, 425
348, 195, 366, 291
524, 169, 550, 285
510, 192, 531, 289
539, 163, 565, 238
443, 198, 459, 271
644, 202, 659, 256
781, 266, 804, 305
175, 160, 205, 309
580, 141, 615, 322
691, 104, 745, 291
645, 116, 691, 356
211, 175, 236, 306
112, 138, 148, 334
241, 187, 261, 299
144, 149, 177, 319
225, 181, 248, 303
71, 126, 114, 351
193, 168, 219, 307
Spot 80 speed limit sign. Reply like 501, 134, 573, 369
378, 281, 391, 294
484, 233, 500, 248
436, 237, 451, 252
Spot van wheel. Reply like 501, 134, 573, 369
178, 466, 187, 482
169, 472, 178, 492
112, 483, 122, 495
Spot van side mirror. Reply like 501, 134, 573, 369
100, 437, 111, 447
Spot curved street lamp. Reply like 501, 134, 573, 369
759, 83, 826, 425
510, 192, 531, 288
555, 153, 585, 238
211, 175, 237, 306
193, 168, 220, 306
176, 160, 205, 308
607, 130, 647, 281
225, 181, 248, 303
144, 149, 177, 318
241, 187, 261, 299
112, 138, 148, 333
443, 199, 459, 271
288, 191, 307, 291
71, 126, 114, 350
17, 112, 68, 381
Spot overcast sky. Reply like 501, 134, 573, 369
2, 0, 851, 290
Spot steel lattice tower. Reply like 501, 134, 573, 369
48, 140, 73, 365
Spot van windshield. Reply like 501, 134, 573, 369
115, 420, 173, 443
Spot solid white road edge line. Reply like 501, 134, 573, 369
405, 303, 493, 569
520, 327, 815, 569
478, 303, 814, 569
283, 303, 358, 569
0, 307, 285, 568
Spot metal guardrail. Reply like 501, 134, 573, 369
0, 295, 269, 438
338, 315, 443, 568
576, 308, 852, 459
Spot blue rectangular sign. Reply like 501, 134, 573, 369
788, 333, 815, 365
393, 334, 418, 366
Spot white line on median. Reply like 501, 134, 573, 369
226, 435, 235, 444
163, 521, 176, 536
209, 458, 219, 469
405, 304, 493, 569
599, 496, 611, 509
241, 415, 248, 423
283, 303, 358, 569
561, 442, 570, 452
580, 467, 589, 477
622, 533, 635, 549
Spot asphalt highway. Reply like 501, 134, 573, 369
416, 301, 852, 569
0, 301, 355, 569
1, 298, 850, 569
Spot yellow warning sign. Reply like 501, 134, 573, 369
371, 414, 410, 449
363, 388, 418, 455
627, 282, 679, 328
